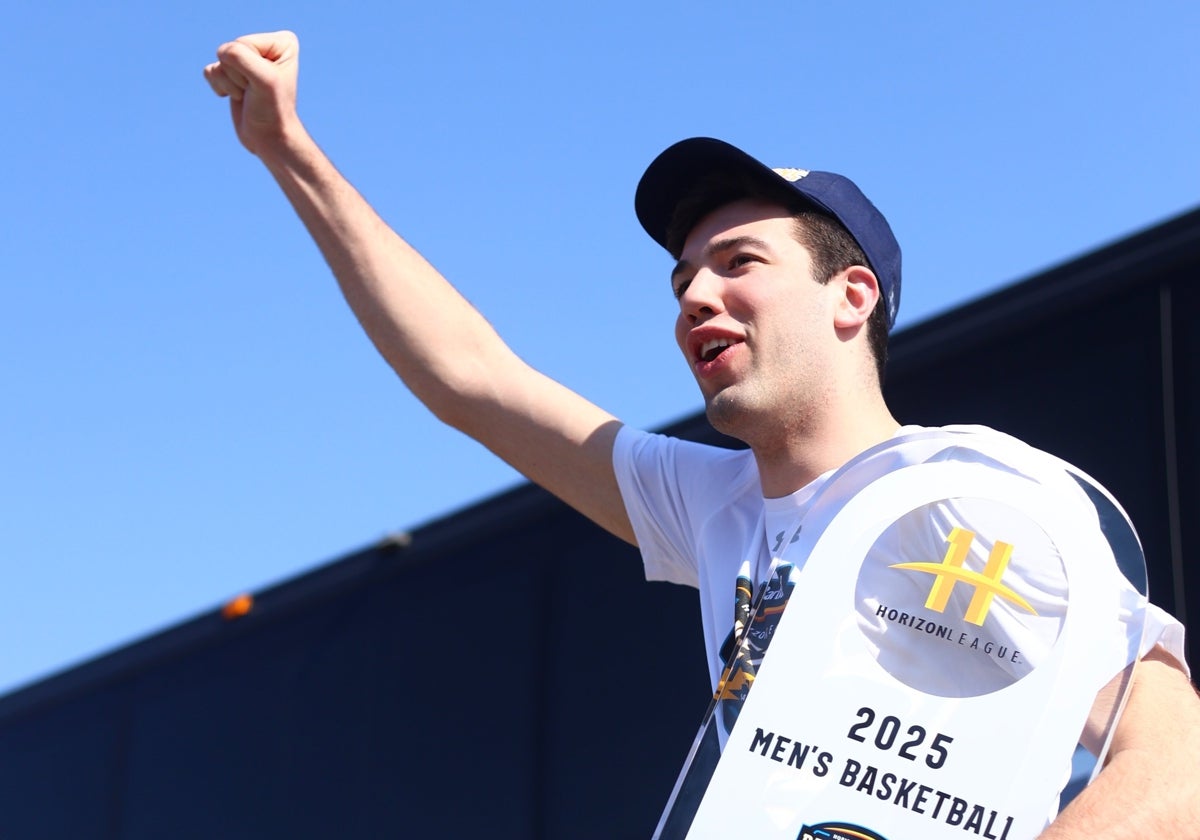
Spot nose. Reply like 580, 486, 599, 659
678, 268, 724, 326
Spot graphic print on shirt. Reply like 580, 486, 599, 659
714, 564, 796, 736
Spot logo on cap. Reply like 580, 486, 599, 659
772, 167, 810, 182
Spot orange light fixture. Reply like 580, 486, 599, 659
221, 593, 254, 620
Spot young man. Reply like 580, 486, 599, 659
205, 31, 1199, 837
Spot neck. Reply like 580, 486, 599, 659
750, 393, 900, 499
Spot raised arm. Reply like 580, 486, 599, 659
204, 32, 633, 543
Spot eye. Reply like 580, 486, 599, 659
672, 278, 691, 300
728, 253, 759, 270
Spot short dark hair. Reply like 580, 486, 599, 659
665, 173, 889, 384
790, 212, 890, 384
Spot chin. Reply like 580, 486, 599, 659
704, 382, 789, 444
704, 391, 752, 438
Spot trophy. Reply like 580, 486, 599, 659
654, 428, 1147, 840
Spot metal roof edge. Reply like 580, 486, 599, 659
888, 206, 1200, 373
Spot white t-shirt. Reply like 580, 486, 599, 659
613, 423, 1188, 709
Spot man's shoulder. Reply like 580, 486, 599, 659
618, 425, 757, 471
615, 425, 761, 506
834, 424, 1102, 508
887, 424, 1065, 470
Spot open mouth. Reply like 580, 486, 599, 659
698, 337, 736, 363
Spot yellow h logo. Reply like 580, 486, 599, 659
890, 528, 1037, 626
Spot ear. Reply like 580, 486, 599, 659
833, 265, 880, 330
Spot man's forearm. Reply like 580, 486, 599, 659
255, 125, 521, 429
1039, 652, 1200, 838
205, 30, 634, 548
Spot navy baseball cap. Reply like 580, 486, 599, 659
635, 137, 902, 329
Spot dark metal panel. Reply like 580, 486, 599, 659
1169, 270, 1200, 666
536, 509, 709, 839
0, 686, 129, 840
114, 536, 547, 838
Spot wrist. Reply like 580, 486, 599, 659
253, 114, 316, 173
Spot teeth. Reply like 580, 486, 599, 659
700, 338, 733, 361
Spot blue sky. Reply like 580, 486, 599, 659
1, 1, 1196, 696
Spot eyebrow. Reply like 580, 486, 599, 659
670, 235, 773, 285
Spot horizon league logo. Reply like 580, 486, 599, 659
891, 527, 1037, 626
798, 821, 888, 840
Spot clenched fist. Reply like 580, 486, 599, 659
204, 31, 302, 158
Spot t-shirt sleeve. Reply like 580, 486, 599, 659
1143, 604, 1189, 678
612, 426, 702, 588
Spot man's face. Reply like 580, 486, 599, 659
671, 198, 841, 440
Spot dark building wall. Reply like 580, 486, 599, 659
0, 209, 1195, 839
0, 494, 710, 840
